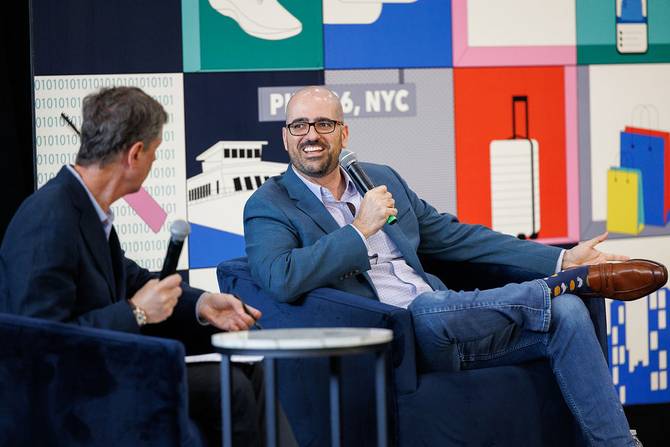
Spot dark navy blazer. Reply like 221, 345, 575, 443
244, 163, 562, 303
0, 167, 204, 340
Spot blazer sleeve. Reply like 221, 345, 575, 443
244, 190, 371, 302
1, 204, 140, 332
389, 167, 562, 276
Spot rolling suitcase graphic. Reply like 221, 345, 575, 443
489, 96, 541, 239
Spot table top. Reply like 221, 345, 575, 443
211, 327, 393, 352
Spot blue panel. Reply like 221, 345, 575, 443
188, 223, 245, 268
608, 291, 670, 405
324, 0, 452, 69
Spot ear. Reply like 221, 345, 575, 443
340, 123, 350, 148
282, 126, 289, 152
125, 141, 145, 167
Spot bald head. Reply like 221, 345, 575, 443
286, 86, 343, 122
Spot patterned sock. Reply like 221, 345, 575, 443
543, 266, 592, 298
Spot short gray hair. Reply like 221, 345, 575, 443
76, 87, 168, 167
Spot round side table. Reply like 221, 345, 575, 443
212, 327, 393, 447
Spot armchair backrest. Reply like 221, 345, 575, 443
0, 313, 200, 447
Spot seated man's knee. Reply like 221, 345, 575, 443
550, 294, 591, 332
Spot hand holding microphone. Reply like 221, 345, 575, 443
160, 220, 190, 279
354, 185, 398, 238
129, 220, 190, 324
339, 150, 398, 238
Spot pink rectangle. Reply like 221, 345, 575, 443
124, 187, 168, 233
563, 66, 580, 243
452, 2, 576, 67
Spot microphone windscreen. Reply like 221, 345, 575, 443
339, 149, 357, 169
169, 219, 191, 242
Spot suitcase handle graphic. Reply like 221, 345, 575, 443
511, 95, 529, 139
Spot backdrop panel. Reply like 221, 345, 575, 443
324, 0, 452, 69
32, 0, 183, 75
577, 0, 670, 64
453, 66, 578, 242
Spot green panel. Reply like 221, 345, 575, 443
578, 44, 670, 64
577, 0, 670, 64
188, 0, 323, 72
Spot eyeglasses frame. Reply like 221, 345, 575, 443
285, 119, 344, 136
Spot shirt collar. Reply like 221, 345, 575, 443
66, 165, 114, 238
291, 165, 359, 204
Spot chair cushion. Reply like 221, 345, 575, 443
0, 313, 200, 447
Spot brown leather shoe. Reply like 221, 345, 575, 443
586, 259, 668, 301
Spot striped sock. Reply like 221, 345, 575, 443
543, 266, 592, 298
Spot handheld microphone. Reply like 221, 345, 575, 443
339, 150, 397, 225
159, 220, 191, 279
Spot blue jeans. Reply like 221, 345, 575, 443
409, 280, 634, 447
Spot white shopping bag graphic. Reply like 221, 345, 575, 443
489, 96, 541, 239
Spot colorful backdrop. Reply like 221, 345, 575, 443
30, 0, 670, 406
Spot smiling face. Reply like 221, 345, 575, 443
282, 87, 349, 182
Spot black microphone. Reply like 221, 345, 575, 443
159, 220, 191, 279
339, 150, 397, 225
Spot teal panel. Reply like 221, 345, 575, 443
577, 0, 670, 64
183, 0, 323, 72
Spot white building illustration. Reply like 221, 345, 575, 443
187, 140, 287, 235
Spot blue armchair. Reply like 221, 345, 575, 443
0, 312, 203, 447
217, 257, 609, 447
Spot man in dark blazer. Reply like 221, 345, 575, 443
244, 86, 665, 446
0, 86, 295, 447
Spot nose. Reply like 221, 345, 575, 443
304, 122, 321, 140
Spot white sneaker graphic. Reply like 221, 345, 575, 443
208, 0, 302, 40
324, 0, 417, 25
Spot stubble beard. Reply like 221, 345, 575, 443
291, 141, 339, 179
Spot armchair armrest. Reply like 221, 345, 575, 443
0, 313, 200, 447
217, 258, 418, 394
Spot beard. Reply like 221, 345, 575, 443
290, 140, 339, 178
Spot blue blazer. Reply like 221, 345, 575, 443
0, 167, 203, 339
244, 163, 562, 303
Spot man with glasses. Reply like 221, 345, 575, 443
244, 86, 663, 446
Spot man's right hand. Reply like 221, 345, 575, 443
353, 185, 397, 238
129, 273, 182, 324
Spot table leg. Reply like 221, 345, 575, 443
375, 349, 388, 447
263, 357, 278, 447
329, 356, 342, 447
220, 355, 232, 447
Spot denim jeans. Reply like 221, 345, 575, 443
409, 280, 634, 447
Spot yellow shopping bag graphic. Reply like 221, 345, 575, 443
607, 168, 645, 235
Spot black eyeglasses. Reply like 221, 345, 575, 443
286, 119, 343, 136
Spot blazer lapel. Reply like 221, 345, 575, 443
108, 227, 126, 300
280, 167, 341, 235
59, 168, 118, 300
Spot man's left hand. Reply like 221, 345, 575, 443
197, 292, 261, 331
562, 231, 629, 269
